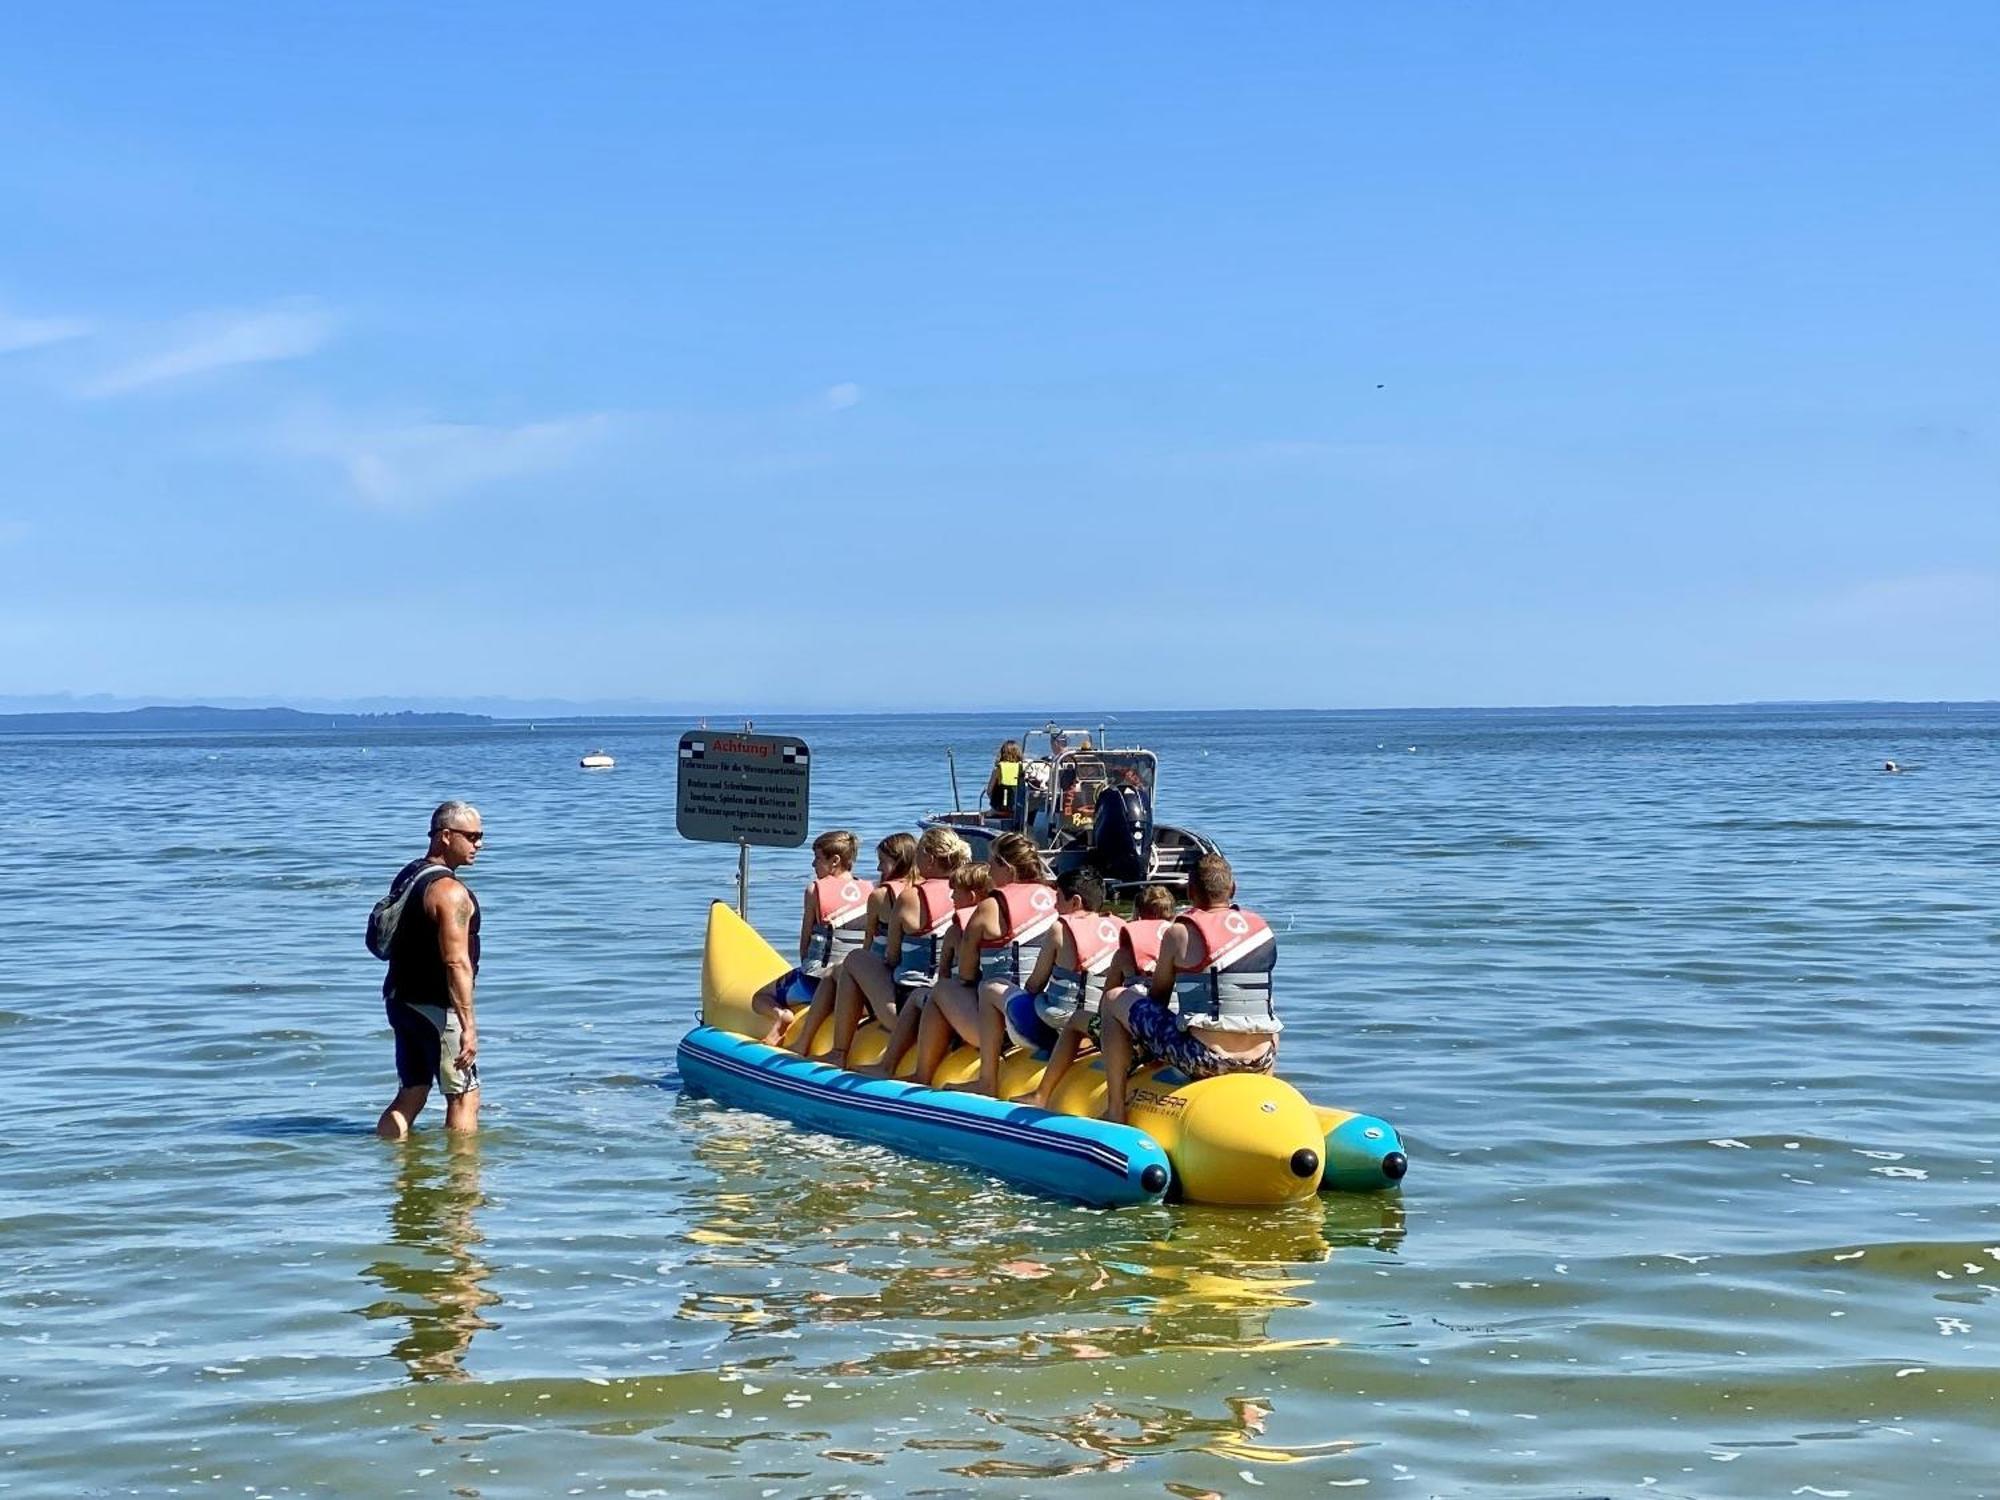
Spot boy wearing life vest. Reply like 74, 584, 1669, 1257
785, 831, 920, 1057
1098, 856, 1278, 1125
751, 829, 873, 1047
975, 868, 1121, 1095
822, 827, 969, 1069
1017, 883, 1176, 1109
856, 858, 989, 1079
911, 832, 1056, 1089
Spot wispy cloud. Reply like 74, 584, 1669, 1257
0, 309, 89, 356
1801, 571, 2000, 631
281, 409, 613, 509
824, 382, 863, 411
84, 300, 335, 396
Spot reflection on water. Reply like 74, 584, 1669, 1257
354, 1137, 499, 1381
664, 1099, 1409, 1474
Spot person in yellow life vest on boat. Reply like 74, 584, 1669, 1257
819, 826, 969, 1068
855, 857, 990, 1078
750, 829, 872, 1046
911, 832, 1055, 1087
984, 739, 1024, 816
1017, 882, 1177, 1108
784, 832, 920, 1057
1097, 855, 1279, 1125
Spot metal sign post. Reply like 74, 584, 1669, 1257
675, 731, 812, 918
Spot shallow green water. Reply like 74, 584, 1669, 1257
2, 707, 1996, 1497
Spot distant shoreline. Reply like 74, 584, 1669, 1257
0, 706, 495, 733
0, 699, 1994, 735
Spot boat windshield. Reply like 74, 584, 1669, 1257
1053, 749, 1154, 834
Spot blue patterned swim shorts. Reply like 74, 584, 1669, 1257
1126, 996, 1276, 1081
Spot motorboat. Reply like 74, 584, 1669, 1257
579, 750, 616, 770
923, 723, 1220, 895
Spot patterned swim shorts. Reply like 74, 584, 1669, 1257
1126, 996, 1276, 1081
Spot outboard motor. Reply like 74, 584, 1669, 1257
1091, 784, 1154, 883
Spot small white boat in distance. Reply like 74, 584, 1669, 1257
579, 750, 616, 770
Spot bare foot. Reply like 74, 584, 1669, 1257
823, 1051, 847, 1071
1007, 1092, 1044, 1107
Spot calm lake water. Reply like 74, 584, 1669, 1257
3, 706, 1996, 1498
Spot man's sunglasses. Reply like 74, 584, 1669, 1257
436, 827, 484, 845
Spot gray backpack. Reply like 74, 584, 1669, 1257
366, 862, 451, 961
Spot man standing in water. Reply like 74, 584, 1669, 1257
376, 801, 484, 1140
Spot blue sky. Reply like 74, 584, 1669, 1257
1, 4, 1994, 711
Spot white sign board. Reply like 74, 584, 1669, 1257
675, 731, 811, 848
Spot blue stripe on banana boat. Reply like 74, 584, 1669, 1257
677, 1026, 1172, 1208
681, 901, 1407, 1207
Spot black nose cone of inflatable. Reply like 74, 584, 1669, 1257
1381, 1150, 1409, 1182
1139, 1163, 1170, 1195
1289, 1147, 1320, 1179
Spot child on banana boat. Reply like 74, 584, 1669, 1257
854, 858, 990, 1078
1098, 854, 1280, 1124
1016, 882, 1177, 1107
820, 826, 969, 1068
973, 867, 1120, 1097
910, 832, 1057, 1088
749, 829, 872, 1045
783, 831, 920, 1057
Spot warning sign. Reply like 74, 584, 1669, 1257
676, 731, 811, 848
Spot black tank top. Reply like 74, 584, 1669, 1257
384, 859, 481, 1006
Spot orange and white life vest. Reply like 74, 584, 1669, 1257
1120, 917, 1172, 978
977, 882, 1059, 985
1170, 906, 1279, 1035
868, 876, 919, 957
806, 873, 874, 975
1037, 911, 1126, 1022
891, 878, 957, 983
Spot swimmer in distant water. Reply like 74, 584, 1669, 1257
1883, 760, 1901, 773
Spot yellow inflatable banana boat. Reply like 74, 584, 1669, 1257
678, 902, 1407, 1207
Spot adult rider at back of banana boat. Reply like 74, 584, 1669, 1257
1098, 854, 1279, 1125
911, 832, 1056, 1088
856, 859, 990, 1078
1017, 882, 1177, 1108
785, 831, 919, 1057
750, 829, 872, 1046
972, 867, 1120, 1097
822, 826, 969, 1069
